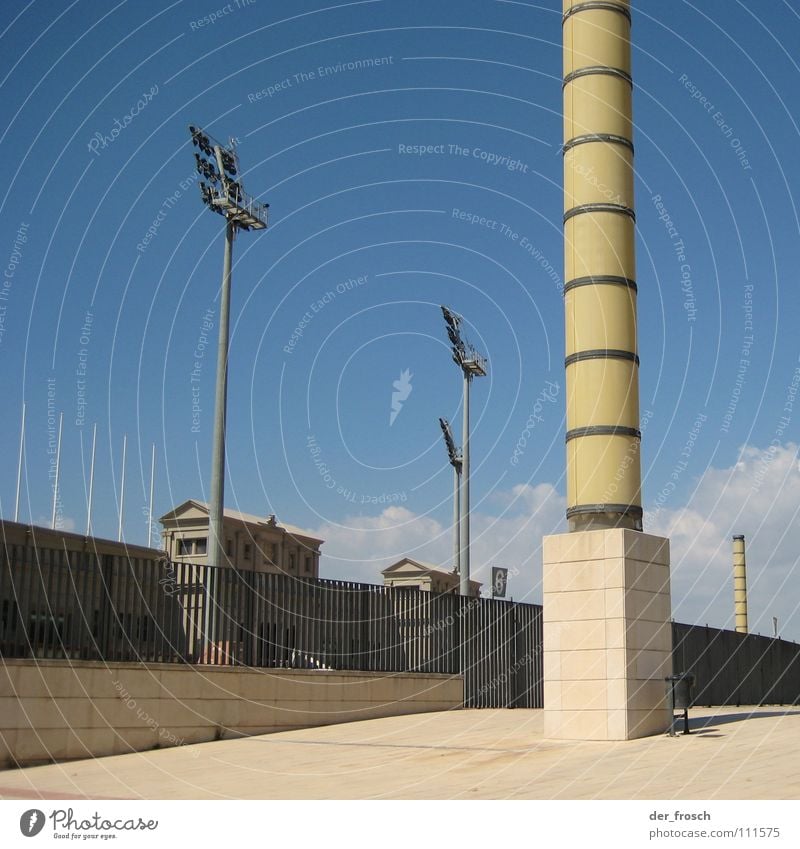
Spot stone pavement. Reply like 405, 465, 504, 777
1, 707, 798, 800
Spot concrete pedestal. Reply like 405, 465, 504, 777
543, 528, 672, 741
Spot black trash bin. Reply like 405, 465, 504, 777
665, 673, 695, 735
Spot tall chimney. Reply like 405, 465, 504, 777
733, 534, 748, 633
563, 0, 642, 532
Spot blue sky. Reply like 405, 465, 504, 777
1, 0, 800, 639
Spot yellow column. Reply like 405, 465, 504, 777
733, 534, 748, 633
563, 0, 642, 531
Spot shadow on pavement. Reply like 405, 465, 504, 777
689, 709, 799, 731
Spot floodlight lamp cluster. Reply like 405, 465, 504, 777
189, 124, 269, 231
438, 417, 462, 471
440, 305, 487, 376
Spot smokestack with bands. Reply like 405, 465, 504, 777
733, 534, 748, 633
563, 0, 642, 531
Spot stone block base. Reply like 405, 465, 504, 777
543, 528, 672, 740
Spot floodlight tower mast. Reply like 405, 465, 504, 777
188, 125, 269, 605
439, 417, 462, 579
441, 306, 487, 596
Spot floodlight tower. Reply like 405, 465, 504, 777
439, 417, 462, 578
441, 306, 487, 596
188, 125, 269, 575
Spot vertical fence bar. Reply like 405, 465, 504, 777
169, 560, 181, 663
190, 563, 201, 662
62, 550, 79, 659
110, 556, 122, 662
28, 546, 46, 657
44, 548, 61, 659
279, 571, 286, 667
84, 550, 96, 661
144, 558, 155, 663
132, 558, 144, 663
322, 579, 330, 669
264, 573, 273, 667
276, 572, 284, 667
218, 567, 228, 665
115, 555, 127, 662
154, 559, 165, 662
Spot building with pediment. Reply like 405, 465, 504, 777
381, 557, 481, 596
159, 499, 323, 577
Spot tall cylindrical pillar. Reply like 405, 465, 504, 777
563, 0, 642, 532
733, 534, 748, 633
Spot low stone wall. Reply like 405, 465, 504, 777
0, 660, 462, 768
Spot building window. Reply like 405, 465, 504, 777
177, 538, 207, 556
304, 556, 311, 574
289, 553, 296, 572
244, 543, 251, 561
226, 539, 233, 556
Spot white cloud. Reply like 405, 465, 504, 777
34, 514, 77, 533
316, 482, 566, 603
647, 441, 800, 640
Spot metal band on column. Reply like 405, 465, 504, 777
562, 2, 632, 24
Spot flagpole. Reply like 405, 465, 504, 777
117, 434, 127, 542
86, 423, 97, 536
147, 443, 156, 546
50, 412, 63, 530
14, 402, 25, 522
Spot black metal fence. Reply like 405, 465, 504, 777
5, 544, 798, 711
0, 544, 543, 708
672, 622, 800, 706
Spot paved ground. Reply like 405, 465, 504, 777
2, 707, 799, 799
